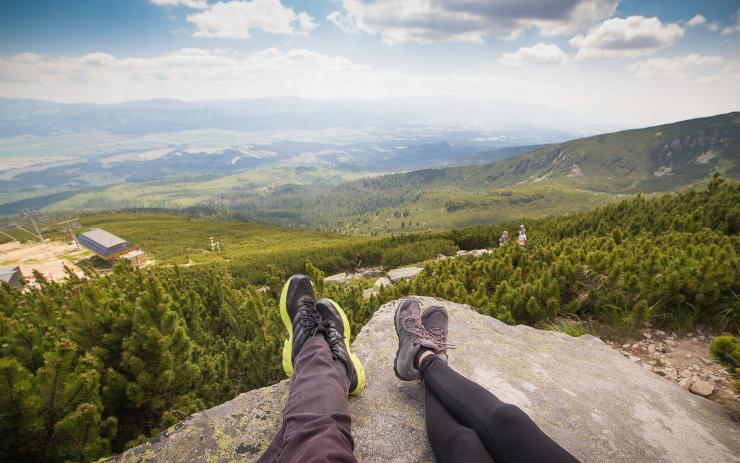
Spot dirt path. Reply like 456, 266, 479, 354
0, 240, 92, 282
606, 328, 739, 420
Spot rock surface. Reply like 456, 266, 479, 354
373, 276, 392, 288
387, 266, 423, 282
362, 287, 378, 300
324, 272, 348, 284
691, 380, 716, 397
610, 327, 739, 417
109, 298, 740, 463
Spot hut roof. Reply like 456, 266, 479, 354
78, 228, 133, 258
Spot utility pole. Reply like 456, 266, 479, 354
0, 229, 18, 241
21, 210, 44, 241
15, 225, 38, 239
57, 218, 81, 249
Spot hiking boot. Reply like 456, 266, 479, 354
316, 298, 367, 396
280, 274, 322, 378
420, 305, 449, 365
394, 298, 450, 381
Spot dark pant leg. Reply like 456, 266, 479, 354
257, 420, 286, 463
421, 356, 579, 463
257, 335, 356, 463
425, 383, 494, 463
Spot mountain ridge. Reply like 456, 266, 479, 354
200, 112, 738, 233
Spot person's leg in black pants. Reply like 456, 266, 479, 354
420, 354, 578, 463
424, 382, 493, 463
393, 297, 578, 463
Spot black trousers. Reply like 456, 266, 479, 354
421, 356, 579, 463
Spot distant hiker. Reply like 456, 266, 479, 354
518, 224, 527, 246
499, 231, 509, 247
393, 297, 578, 463
258, 275, 366, 463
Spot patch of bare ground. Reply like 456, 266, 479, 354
0, 239, 92, 283
605, 328, 739, 421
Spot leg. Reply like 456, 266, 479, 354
425, 383, 493, 463
271, 335, 356, 463
421, 355, 578, 463
256, 420, 286, 463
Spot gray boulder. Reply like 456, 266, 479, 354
387, 266, 423, 282
324, 272, 348, 284
373, 276, 392, 288
108, 298, 740, 463
362, 287, 379, 300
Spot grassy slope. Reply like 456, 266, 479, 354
78, 213, 364, 265
308, 112, 740, 233
5, 113, 737, 236
42, 166, 375, 212
472, 111, 740, 193
358, 184, 621, 234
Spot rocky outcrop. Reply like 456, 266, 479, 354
611, 329, 739, 416
109, 298, 740, 463
387, 266, 423, 282
325, 272, 348, 284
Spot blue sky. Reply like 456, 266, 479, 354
1, 0, 739, 126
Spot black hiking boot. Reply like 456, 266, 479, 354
316, 298, 367, 396
279, 274, 322, 377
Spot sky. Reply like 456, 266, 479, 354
0, 0, 739, 128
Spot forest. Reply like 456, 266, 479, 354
0, 176, 738, 462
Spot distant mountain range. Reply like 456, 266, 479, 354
207, 112, 740, 232
0, 97, 580, 137
0, 104, 737, 233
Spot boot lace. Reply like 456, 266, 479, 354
298, 299, 322, 335
322, 320, 345, 350
401, 316, 455, 355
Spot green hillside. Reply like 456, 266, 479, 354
479, 111, 739, 193
211, 113, 738, 234
75, 212, 463, 285
5, 113, 736, 235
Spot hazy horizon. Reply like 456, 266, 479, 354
2, 1, 740, 129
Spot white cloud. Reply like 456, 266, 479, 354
685, 14, 721, 32
497, 43, 569, 66
0, 48, 493, 101
722, 10, 740, 35
326, 10, 360, 34
297, 12, 318, 35
327, 0, 619, 44
630, 54, 725, 78
630, 53, 740, 86
1, 47, 739, 130
184, 0, 316, 38
570, 16, 685, 60
686, 15, 706, 27
151, 0, 208, 9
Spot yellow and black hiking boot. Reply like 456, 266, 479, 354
280, 274, 322, 378
316, 298, 367, 396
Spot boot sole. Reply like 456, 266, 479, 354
323, 298, 367, 396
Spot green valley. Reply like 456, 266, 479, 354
200, 112, 738, 233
